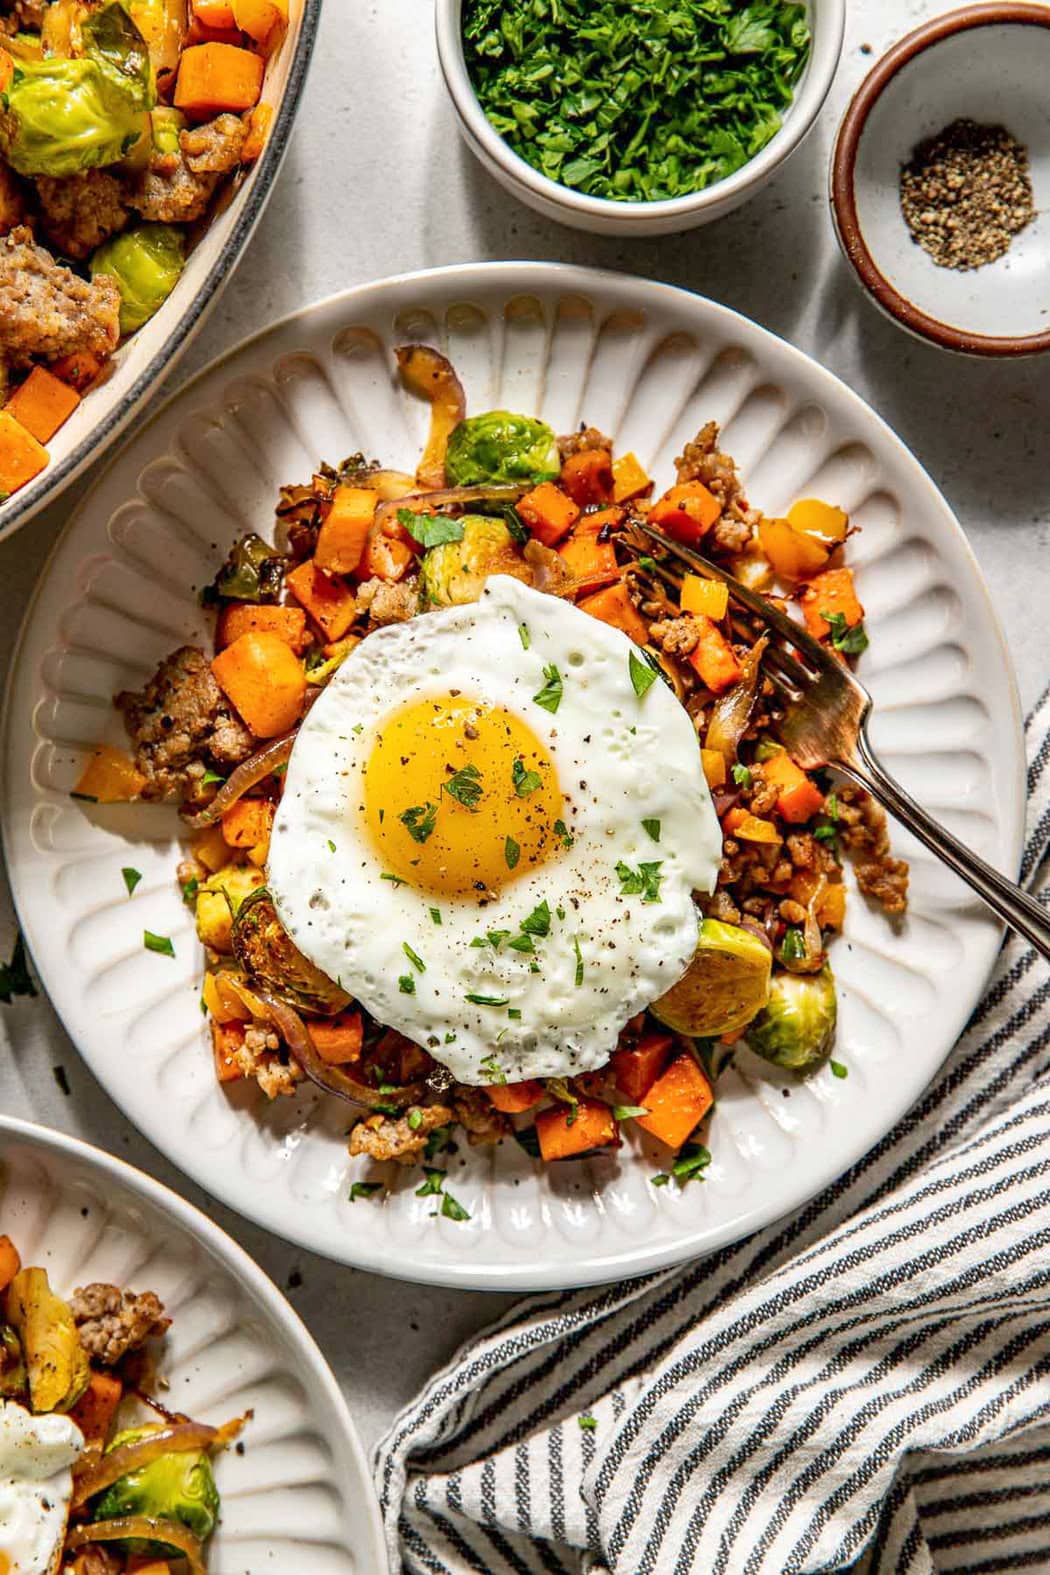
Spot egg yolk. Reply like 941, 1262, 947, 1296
362, 695, 566, 897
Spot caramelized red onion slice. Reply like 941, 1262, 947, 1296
704, 635, 768, 761
256, 993, 422, 1111
373, 482, 528, 538
72, 1421, 219, 1510
65, 1516, 207, 1574
184, 733, 295, 829
395, 344, 467, 489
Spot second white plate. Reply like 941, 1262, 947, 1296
1, 264, 1024, 1290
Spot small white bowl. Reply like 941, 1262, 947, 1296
436, 0, 845, 236
831, 3, 1050, 356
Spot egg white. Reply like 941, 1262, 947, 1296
0, 1399, 83, 1575
269, 577, 721, 1084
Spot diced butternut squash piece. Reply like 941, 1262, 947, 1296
315, 485, 379, 575
700, 748, 726, 788
286, 559, 357, 641
687, 614, 741, 693
560, 448, 613, 507
486, 1078, 545, 1114
578, 581, 649, 645
232, 0, 286, 48
211, 630, 306, 737
760, 752, 824, 824
723, 806, 782, 845
758, 516, 829, 583
212, 1019, 247, 1082
242, 100, 274, 161
611, 450, 651, 503
611, 1032, 673, 1103
175, 42, 264, 116
680, 572, 729, 621
0, 408, 48, 497
216, 602, 308, 653
186, 15, 244, 45
191, 0, 237, 26
358, 529, 413, 583
800, 568, 864, 641
68, 1370, 123, 1444
73, 745, 146, 803
518, 481, 580, 547
636, 1054, 713, 1151
819, 883, 846, 930
5, 367, 81, 444
0, 1235, 20, 1293
221, 796, 274, 848
536, 1097, 619, 1161
192, 824, 231, 873
48, 349, 106, 392
788, 498, 848, 545
558, 507, 622, 582
308, 1010, 364, 1065
649, 480, 721, 545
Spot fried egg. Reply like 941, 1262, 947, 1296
269, 576, 721, 1084
0, 1399, 83, 1575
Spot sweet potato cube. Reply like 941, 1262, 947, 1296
611, 451, 651, 503
649, 480, 720, 546
636, 1054, 713, 1151
175, 42, 264, 116
315, 486, 379, 576
308, 1011, 364, 1065
486, 1079, 545, 1114
518, 481, 580, 548
611, 1032, 673, 1103
560, 448, 613, 507
212, 1019, 247, 1083
760, 752, 824, 824
286, 559, 357, 641
800, 568, 864, 641
687, 614, 741, 693
536, 1097, 619, 1161
577, 581, 649, 645
74, 745, 146, 803
0, 409, 48, 497
216, 602, 308, 653
4, 367, 81, 444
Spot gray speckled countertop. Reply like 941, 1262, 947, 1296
1, 0, 1047, 1462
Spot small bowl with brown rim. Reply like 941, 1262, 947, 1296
830, 3, 1050, 356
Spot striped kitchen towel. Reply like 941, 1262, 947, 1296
376, 683, 1050, 1575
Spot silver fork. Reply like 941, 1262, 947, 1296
632, 521, 1050, 962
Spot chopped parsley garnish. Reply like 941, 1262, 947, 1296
519, 622, 531, 650
327, 839, 336, 853
415, 1168, 445, 1197
512, 756, 542, 797
479, 1053, 507, 1084
201, 768, 225, 787
381, 872, 407, 886
652, 1141, 712, 1188
398, 508, 464, 548
430, 907, 443, 925
442, 762, 484, 810
121, 867, 142, 896
612, 1103, 649, 1121
781, 926, 806, 961
578, 1415, 598, 1431
573, 934, 584, 986
400, 802, 438, 844
629, 648, 658, 699
398, 974, 416, 995
461, 0, 811, 204
520, 899, 551, 937
180, 875, 199, 906
441, 1191, 471, 1222
0, 931, 36, 1004
508, 1007, 522, 1019
69, 792, 98, 803
424, 1124, 453, 1159
508, 932, 534, 954
532, 662, 563, 714
465, 991, 511, 1007
616, 860, 664, 903
641, 817, 661, 843
732, 763, 752, 788
822, 610, 869, 655
553, 818, 573, 847
143, 931, 175, 958
402, 941, 426, 973
350, 1181, 384, 1202
505, 836, 521, 870
830, 1059, 849, 1080
407, 1108, 424, 1130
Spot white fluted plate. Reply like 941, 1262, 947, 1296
1, 264, 1024, 1290
0, 1114, 387, 1570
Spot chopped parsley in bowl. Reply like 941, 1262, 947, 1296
437, 0, 844, 234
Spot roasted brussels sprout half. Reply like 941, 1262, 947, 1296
195, 864, 265, 954
95, 1425, 220, 1554
232, 888, 351, 1016
4, 1268, 89, 1414
419, 515, 530, 607
0, 3, 153, 177
90, 223, 185, 336
0, 1326, 26, 1399
445, 411, 560, 488
212, 533, 285, 604
748, 966, 837, 1071
652, 918, 772, 1038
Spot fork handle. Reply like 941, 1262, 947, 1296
839, 731, 1050, 962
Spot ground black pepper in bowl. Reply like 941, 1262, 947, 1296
899, 118, 1035, 270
